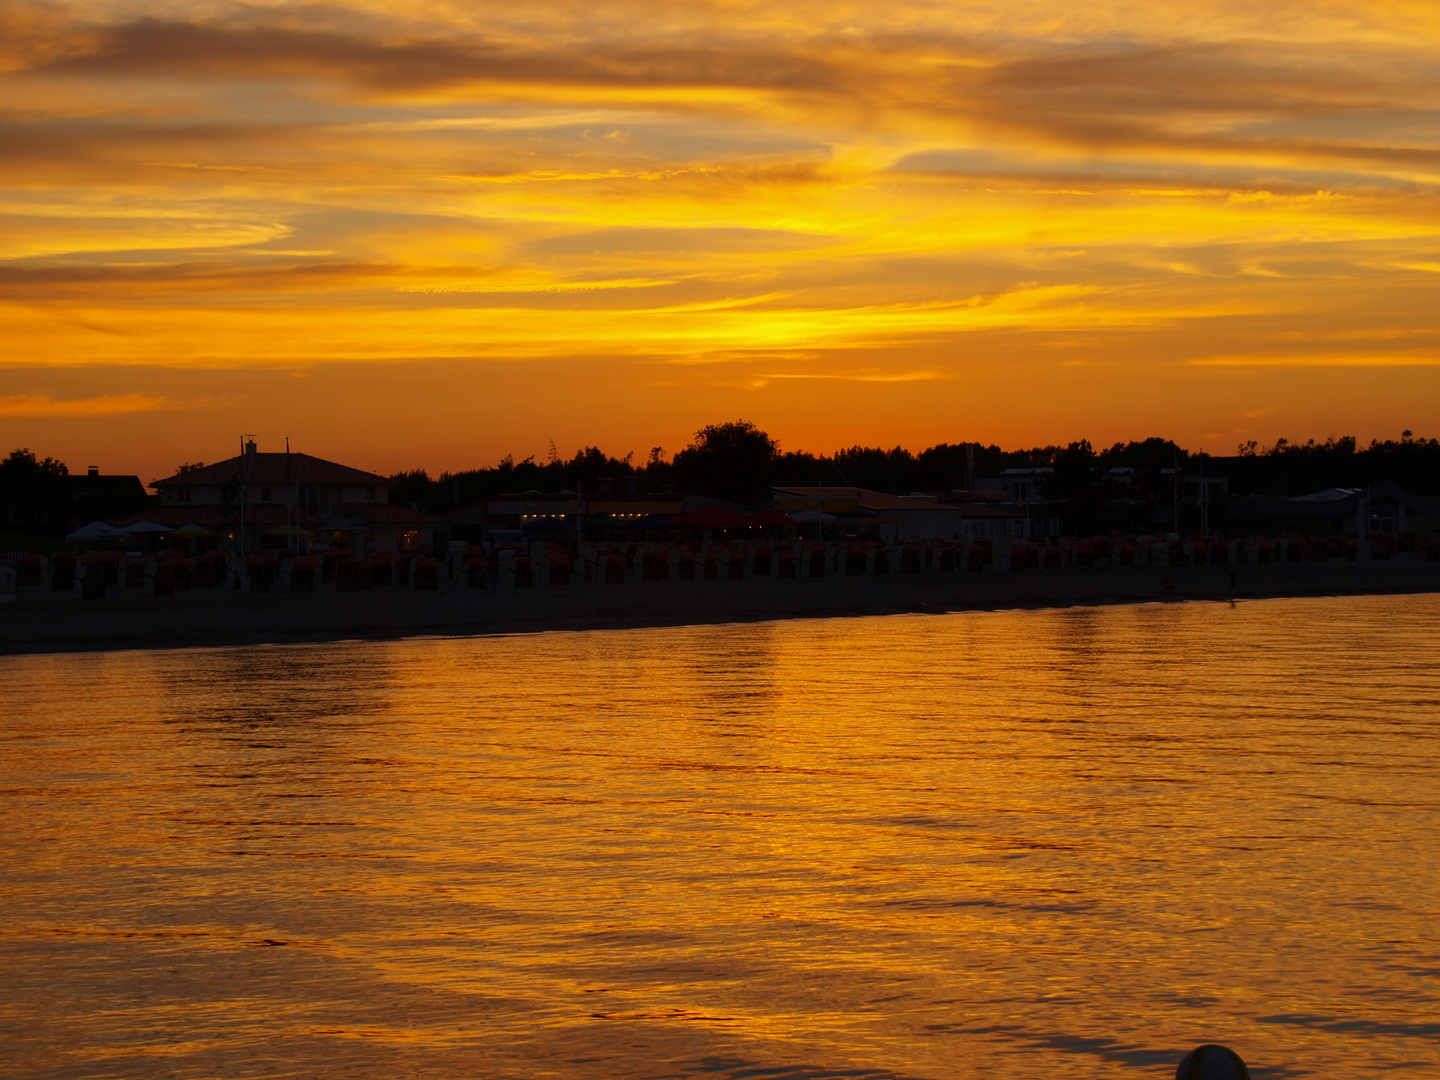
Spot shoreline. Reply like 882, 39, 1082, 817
3, 560, 1437, 656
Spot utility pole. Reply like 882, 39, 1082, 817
817, 477, 823, 545
1199, 450, 1207, 536
285, 436, 293, 553
239, 434, 256, 560
1172, 446, 1180, 536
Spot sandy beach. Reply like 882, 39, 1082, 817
3, 558, 1438, 655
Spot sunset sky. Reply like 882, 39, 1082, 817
3, 0, 1438, 481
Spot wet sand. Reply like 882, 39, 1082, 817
3, 558, 1438, 655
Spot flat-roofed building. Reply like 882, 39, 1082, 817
1227, 480, 1438, 537
445, 491, 686, 543
773, 486, 1028, 542
974, 468, 1052, 504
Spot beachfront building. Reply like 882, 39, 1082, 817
974, 467, 1051, 505
66, 468, 151, 533
1225, 480, 1440, 538
121, 442, 442, 554
445, 486, 686, 544
952, 502, 1031, 540
772, 486, 1030, 542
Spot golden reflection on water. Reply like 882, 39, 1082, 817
2, 595, 1438, 1079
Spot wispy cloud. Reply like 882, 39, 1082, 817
0, 260, 396, 297
1190, 354, 1440, 367
745, 369, 947, 388
0, 392, 177, 416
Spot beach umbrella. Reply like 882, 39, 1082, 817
66, 520, 126, 542
624, 515, 681, 530
121, 521, 169, 535
170, 524, 216, 538
790, 509, 836, 524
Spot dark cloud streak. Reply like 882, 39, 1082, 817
0, 259, 401, 298
38, 19, 847, 95
12, 15, 1437, 178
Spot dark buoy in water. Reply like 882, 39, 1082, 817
1177, 1044, 1250, 1080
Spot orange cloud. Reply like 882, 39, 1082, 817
0, 392, 175, 416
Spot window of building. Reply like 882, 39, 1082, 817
260, 488, 271, 502
301, 485, 332, 515
366, 487, 375, 502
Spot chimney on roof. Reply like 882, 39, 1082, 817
245, 440, 257, 458
87, 465, 99, 477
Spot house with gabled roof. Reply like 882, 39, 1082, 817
119, 441, 442, 554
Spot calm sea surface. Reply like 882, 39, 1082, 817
2, 594, 1438, 1079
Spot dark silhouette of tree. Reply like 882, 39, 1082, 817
1099, 437, 1189, 474
374, 426, 1439, 516
672, 421, 778, 505
1095, 437, 1190, 511
1220, 431, 1439, 496
1044, 440, 1102, 520
0, 448, 69, 526
391, 445, 645, 513
388, 468, 434, 510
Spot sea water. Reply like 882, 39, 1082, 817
2, 594, 1437, 1078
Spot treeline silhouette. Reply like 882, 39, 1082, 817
388, 422, 1440, 513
